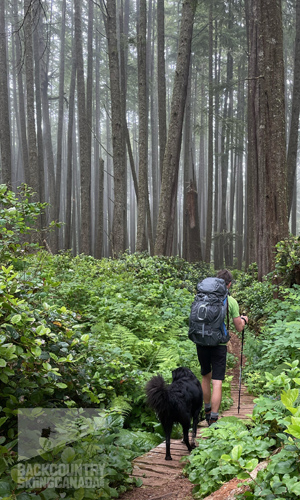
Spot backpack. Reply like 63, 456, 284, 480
188, 277, 229, 346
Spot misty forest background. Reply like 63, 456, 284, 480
0, 0, 298, 279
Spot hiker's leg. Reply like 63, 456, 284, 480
210, 345, 227, 416
201, 372, 212, 404
197, 346, 211, 404
211, 379, 223, 413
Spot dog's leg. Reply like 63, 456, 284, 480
191, 409, 200, 448
164, 424, 172, 460
182, 421, 192, 452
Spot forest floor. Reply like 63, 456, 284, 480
119, 332, 255, 500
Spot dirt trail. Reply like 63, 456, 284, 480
119, 332, 255, 500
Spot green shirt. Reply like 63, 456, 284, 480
219, 295, 240, 345
228, 295, 240, 319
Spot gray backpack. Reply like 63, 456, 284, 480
188, 277, 229, 346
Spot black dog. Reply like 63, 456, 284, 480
145, 367, 203, 460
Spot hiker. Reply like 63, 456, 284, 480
196, 269, 248, 426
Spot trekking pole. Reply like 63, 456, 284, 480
237, 328, 245, 414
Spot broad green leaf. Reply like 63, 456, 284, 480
237, 472, 251, 480
56, 382, 67, 389
285, 424, 300, 439
290, 482, 300, 496
11, 468, 20, 483
244, 458, 258, 471
61, 447, 76, 463
10, 314, 21, 324
281, 389, 299, 408
231, 445, 243, 461
0, 480, 11, 494
0, 359, 6, 367
0, 416, 8, 427
80, 334, 89, 342
73, 488, 85, 500
31, 347, 42, 357
273, 459, 295, 474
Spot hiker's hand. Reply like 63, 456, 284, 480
241, 315, 248, 325
233, 315, 248, 332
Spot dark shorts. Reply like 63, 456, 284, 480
196, 344, 227, 381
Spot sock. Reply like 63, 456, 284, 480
210, 412, 219, 420
205, 403, 211, 412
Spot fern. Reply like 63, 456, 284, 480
155, 346, 181, 371
114, 429, 162, 452
109, 396, 132, 416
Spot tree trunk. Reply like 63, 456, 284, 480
157, 0, 167, 181
0, 0, 12, 186
205, 2, 213, 263
65, 37, 76, 251
13, 0, 29, 184
154, 0, 197, 256
287, 0, 300, 216
24, 0, 39, 202
106, 0, 126, 257
74, 0, 91, 255
247, 0, 289, 279
56, 0, 67, 249
32, 13, 45, 228
136, 0, 149, 252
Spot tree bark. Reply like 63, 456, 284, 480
205, 2, 213, 263
136, 0, 149, 252
287, 0, 300, 216
13, 0, 29, 184
0, 0, 12, 186
247, 0, 289, 279
24, 0, 39, 201
155, 0, 198, 256
74, 0, 91, 255
106, 0, 127, 256
157, 0, 167, 181
55, 0, 67, 249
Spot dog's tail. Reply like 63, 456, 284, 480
145, 375, 169, 416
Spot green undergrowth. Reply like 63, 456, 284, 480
2, 184, 300, 498
183, 252, 300, 499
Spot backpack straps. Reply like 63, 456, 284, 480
226, 297, 229, 331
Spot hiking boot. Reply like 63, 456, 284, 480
205, 408, 211, 424
208, 417, 218, 426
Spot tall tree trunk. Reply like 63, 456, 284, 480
14, 0, 29, 184
119, 0, 128, 250
287, 0, 300, 217
236, 64, 245, 269
106, 0, 126, 256
154, 0, 197, 256
136, 0, 149, 252
74, 0, 91, 255
213, 17, 221, 269
65, 38, 76, 251
157, 0, 167, 181
150, 8, 159, 237
32, 12, 45, 228
205, 2, 213, 263
86, 0, 94, 252
182, 64, 201, 262
247, 0, 289, 279
39, 18, 56, 246
56, 0, 67, 249
24, 0, 40, 203
0, 0, 12, 186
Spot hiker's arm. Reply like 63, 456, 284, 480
233, 315, 248, 333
